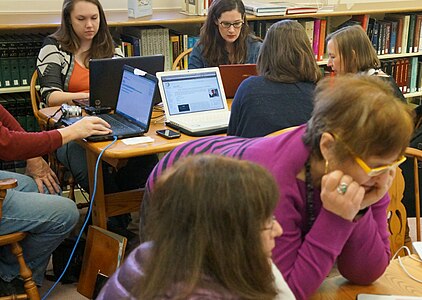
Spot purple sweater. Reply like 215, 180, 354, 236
144, 125, 390, 299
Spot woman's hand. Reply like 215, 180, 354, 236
360, 168, 396, 209
58, 116, 112, 144
320, 170, 365, 221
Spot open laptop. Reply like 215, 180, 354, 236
219, 64, 257, 98
156, 67, 230, 136
73, 55, 164, 109
64, 65, 157, 142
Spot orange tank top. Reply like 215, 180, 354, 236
68, 60, 89, 93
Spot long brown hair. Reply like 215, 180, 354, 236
137, 155, 279, 299
51, 0, 114, 67
257, 19, 321, 83
326, 25, 380, 73
199, 0, 254, 66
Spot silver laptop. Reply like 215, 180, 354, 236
156, 67, 230, 136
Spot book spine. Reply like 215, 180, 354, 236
410, 56, 418, 92
313, 19, 321, 60
413, 15, 422, 53
318, 19, 327, 61
402, 15, 410, 54
389, 20, 398, 54
408, 14, 416, 53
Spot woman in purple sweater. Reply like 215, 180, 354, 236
139, 75, 413, 299
98, 155, 295, 299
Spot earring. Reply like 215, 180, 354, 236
325, 160, 329, 174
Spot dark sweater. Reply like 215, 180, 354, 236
228, 76, 315, 137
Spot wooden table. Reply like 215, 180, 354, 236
39, 107, 206, 228
311, 255, 422, 299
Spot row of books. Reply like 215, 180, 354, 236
0, 92, 39, 132
354, 14, 422, 55
0, 33, 45, 88
244, 1, 318, 17
118, 27, 199, 70
253, 13, 422, 63
252, 18, 327, 62
380, 56, 422, 94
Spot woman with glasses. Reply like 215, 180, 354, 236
326, 25, 405, 102
228, 20, 321, 137
97, 155, 295, 299
140, 75, 414, 299
188, 0, 262, 69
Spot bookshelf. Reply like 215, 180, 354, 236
0, 4, 421, 95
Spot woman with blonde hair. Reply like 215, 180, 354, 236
326, 25, 405, 101
98, 155, 295, 299
228, 20, 321, 137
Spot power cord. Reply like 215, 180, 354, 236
391, 245, 422, 283
41, 136, 118, 300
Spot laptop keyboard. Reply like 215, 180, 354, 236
100, 114, 139, 131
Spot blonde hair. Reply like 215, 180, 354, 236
326, 25, 380, 73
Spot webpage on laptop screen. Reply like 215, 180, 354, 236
162, 72, 224, 116
116, 70, 155, 126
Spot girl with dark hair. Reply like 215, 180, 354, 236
37, 0, 121, 106
36, 0, 158, 233
98, 155, 295, 299
188, 0, 262, 68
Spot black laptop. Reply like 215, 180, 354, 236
64, 65, 158, 142
79, 55, 164, 109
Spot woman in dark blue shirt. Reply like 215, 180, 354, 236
228, 20, 321, 138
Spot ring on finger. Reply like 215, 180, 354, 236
337, 182, 348, 195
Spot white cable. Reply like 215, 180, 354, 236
391, 245, 422, 283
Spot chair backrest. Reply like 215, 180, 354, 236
30, 70, 46, 130
172, 48, 193, 70
388, 147, 422, 255
402, 147, 421, 241
266, 126, 298, 137
0, 178, 18, 218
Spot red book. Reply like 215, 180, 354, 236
318, 19, 327, 61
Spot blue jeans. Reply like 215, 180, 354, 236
0, 171, 79, 286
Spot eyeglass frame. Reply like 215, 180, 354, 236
331, 133, 406, 177
218, 21, 244, 29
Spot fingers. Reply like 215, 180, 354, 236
321, 170, 364, 221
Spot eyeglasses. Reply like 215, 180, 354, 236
262, 216, 276, 231
219, 21, 244, 29
332, 133, 406, 177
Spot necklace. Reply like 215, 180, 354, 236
305, 157, 315, 233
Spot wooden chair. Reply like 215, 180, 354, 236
387, 147, 422, 256
30, 70, 76, 200
0, 178, 40, 300
172, 48, 192, 70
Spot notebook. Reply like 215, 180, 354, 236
64, 65, 157, 142
219, 64, 257, 98
80, 54, 164, 109
156, 67, 230, 136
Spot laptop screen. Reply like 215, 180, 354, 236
115, 68, 156, 128
161, 71, 225, 116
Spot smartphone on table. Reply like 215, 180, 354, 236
156, 129, 181, 139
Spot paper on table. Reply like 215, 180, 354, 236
122, 136, 154, 145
